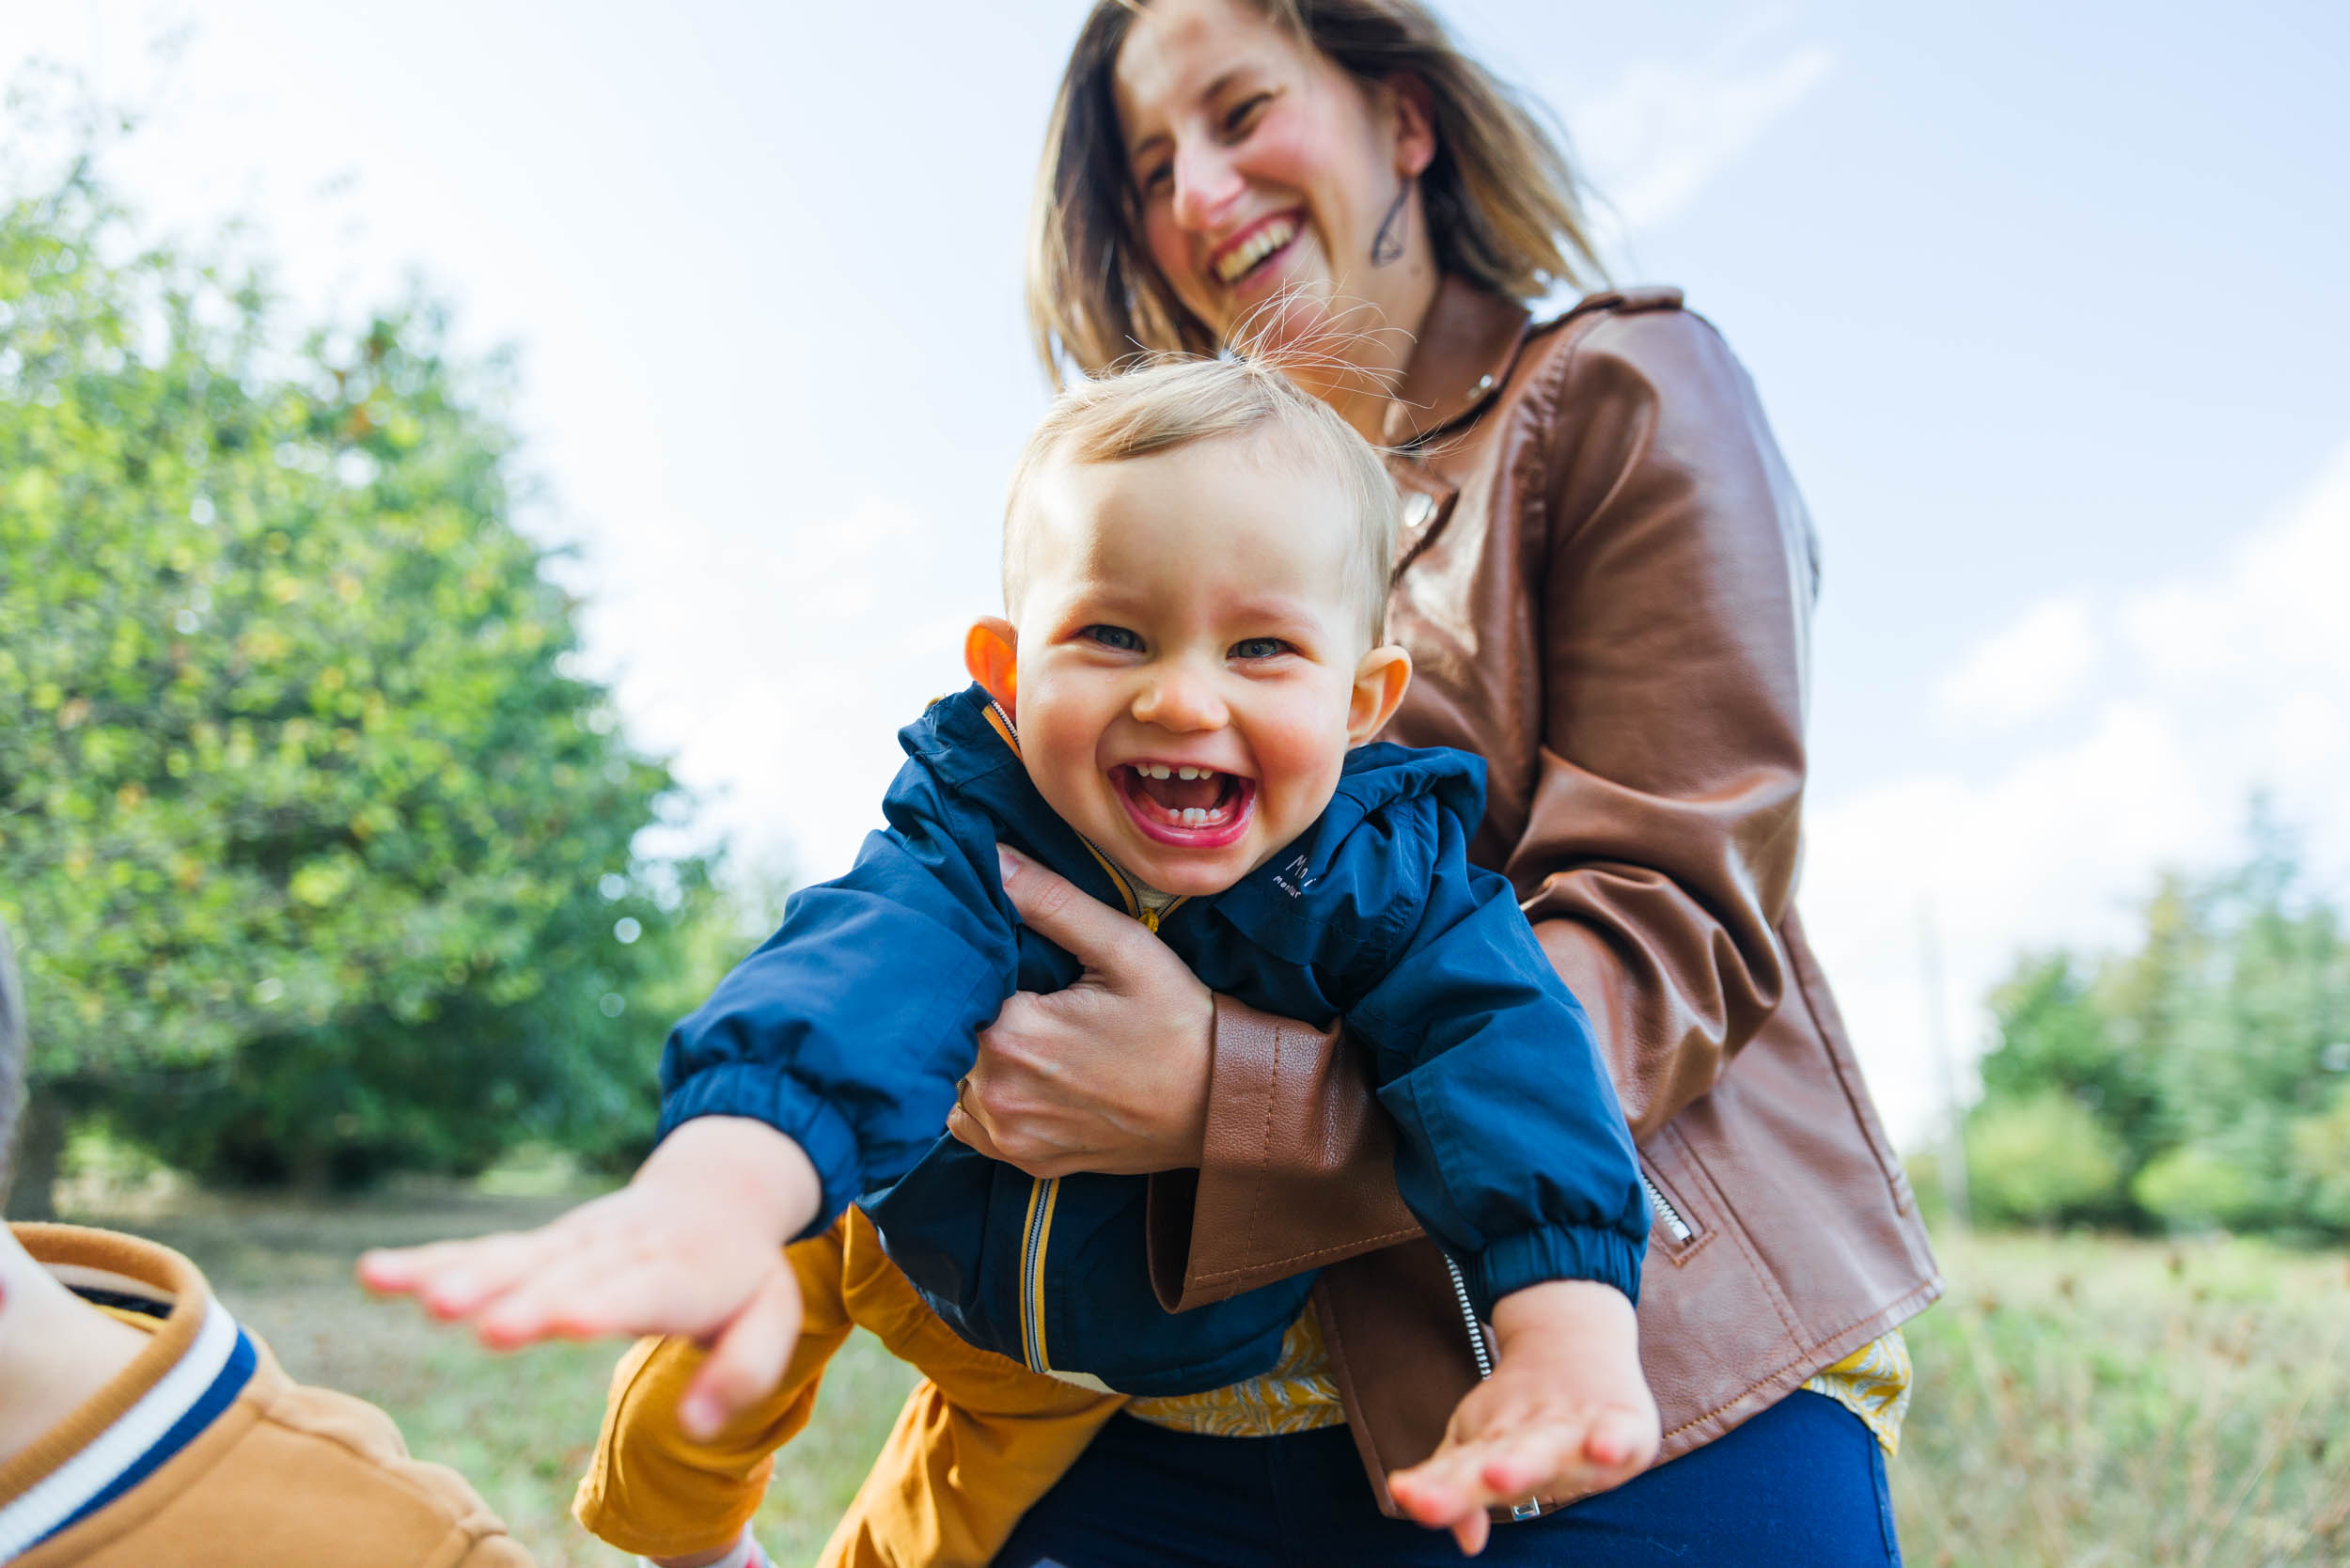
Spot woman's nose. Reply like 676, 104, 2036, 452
1133, 665, 1228, 731
1170, 140, 1245, 232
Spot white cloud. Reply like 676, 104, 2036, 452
1567, 25, 1836, 240
1806, 439, 2350, 1148
1934, 596, 2101, 725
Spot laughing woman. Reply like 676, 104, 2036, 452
927, 0, 1942, 1563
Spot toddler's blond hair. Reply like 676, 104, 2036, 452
1004, 356, 1399, 646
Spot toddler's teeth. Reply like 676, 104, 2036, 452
1177, 766, 1202, 780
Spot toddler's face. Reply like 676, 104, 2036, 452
983, 433, 1406, 898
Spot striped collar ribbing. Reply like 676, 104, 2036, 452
0, 1229, 258, 1560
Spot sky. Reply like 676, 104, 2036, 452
6, 0, 2346, 1148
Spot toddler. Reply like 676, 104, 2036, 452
365, 357, 1658, 1563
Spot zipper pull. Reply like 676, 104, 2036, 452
1140, 908, 1160, 933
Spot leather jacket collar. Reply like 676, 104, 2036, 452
1380, 276, 1532, 449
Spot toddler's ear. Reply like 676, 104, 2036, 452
964, 618, 1019, 715
1347, 644, 1412, 744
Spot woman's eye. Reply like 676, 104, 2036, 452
1138, 162, 1172, 195
1083, 625, 1143, 651
1230, 637, 1290, 661
1223, 94, 1269, 137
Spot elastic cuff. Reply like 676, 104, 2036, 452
1466, 1223, 1644, 1317
657, 1064, 864, 1239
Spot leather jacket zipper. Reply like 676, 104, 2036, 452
1639, 1168, 1694, 1245
1439, 1251, 1493, 1378
1443, 1250, 1543, 1521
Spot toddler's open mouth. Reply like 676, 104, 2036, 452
1110, 762, 1256, 850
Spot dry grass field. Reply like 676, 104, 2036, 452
50, 1186, 2350, 1567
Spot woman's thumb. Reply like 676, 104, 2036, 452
996, 843, 1134, 961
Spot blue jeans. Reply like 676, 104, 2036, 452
991, 1390, 1902, 1567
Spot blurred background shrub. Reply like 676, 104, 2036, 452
1965, 809, 2350, 1239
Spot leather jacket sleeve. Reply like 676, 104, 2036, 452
1510, 306, 1810, 1140
1152, 302, 1814, 1304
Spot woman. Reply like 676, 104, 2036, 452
946, 0, 1940, 1561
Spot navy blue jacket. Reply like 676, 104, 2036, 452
659, 686, 1647, 1396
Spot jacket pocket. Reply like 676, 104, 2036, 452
1636, 1131, 1709, 1265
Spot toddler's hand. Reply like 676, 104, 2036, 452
1386, 1278, 1659, 1557
357, 1116, 822, 1437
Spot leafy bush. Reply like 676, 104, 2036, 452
2288, 1083, 2350, 1231
2129, 1144, 2267, 1231
1965, 1090, 2124, 1225
1967, 808, 2350, 1237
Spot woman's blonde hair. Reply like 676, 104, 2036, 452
1026, 0, 1602, 384
1005, 354, 1400, 644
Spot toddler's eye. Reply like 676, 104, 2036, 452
1230, 637, 1290, 661
1083, 625, 1143, 651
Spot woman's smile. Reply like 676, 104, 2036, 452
1209, 210, 1306, 288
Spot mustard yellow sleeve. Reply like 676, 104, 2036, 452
572, 1220, 856, 1559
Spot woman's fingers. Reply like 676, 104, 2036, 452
944, 1095, 1008, 1163
995, 846, 1149, 972
680, 1261, 804, 1439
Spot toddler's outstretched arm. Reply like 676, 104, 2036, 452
358, 1117, 822, 1438
1385, 1279, 1659, 1556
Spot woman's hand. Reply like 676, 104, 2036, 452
948, 845, 1215, 1177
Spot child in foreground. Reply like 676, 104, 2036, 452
364, 357, 1659, 1563
0, 922, 535, 1567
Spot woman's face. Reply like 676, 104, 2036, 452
1112, 0, 1434, 361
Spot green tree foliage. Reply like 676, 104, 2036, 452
1963, 1090, 2125, 1226
1967, 812, 2350, 1236
0, 148, 731, 1204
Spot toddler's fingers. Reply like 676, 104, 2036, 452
1388, 1448, 1482, 1527
357, 1233, 509, 1294
1476, 1419, 1584, 1498
414, 1228, 571, 1322
682, 1263, 803, 1439
1583, 1405, 1659, 1474
1450, 1510, 1491, 1558
472, 1247, 636, 1348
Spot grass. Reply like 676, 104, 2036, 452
46, 1186, 2350, 1566
1894, 1228, 2350, 1566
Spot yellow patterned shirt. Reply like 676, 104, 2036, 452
1129, 1310, 1912, 1456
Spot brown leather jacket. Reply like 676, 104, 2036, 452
1145, 277, 1942, 1516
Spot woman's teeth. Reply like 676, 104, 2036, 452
1214, 216, 1298, 284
